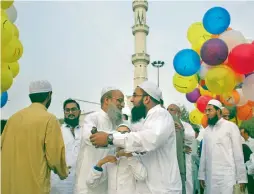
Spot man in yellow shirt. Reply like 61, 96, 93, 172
1, 80, 69, 194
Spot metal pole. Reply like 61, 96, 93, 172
157, 67, 159, 87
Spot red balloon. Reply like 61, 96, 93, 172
228, 44, 254, 74
196, 96, 213, 113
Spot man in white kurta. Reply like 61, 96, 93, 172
90, 81, 182, 194
182, 121, 195, 194
198, 100, 247, 194
74, 87, 125, 194
51, 99, 82, 194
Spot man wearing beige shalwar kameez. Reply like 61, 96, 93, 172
1, 80, 69, 194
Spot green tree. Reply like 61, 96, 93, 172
240, 117, 254, 138
180, 105, 201, 132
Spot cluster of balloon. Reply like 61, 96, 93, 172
172, 6, 254, 127
1, 0, 23, 108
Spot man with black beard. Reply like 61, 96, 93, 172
51, 99, 81, 194
1, 80, 69, 194
90, 81, 182, 194
74, 87, 124, 194
198, 100, 247, 194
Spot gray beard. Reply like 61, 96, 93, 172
107, 104, 123, 127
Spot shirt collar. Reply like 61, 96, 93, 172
99, 109, 110, 120
64, 123, 80, 129
30, 103, 47, 111
146, 104, 161, 118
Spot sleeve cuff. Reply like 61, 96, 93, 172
93, 166, 103, 174
113, 132, 126, 147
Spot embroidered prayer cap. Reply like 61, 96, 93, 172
29, 80, 52, 94
138, 81, 162, 102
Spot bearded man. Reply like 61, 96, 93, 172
74, 87, 125, 194
51, 99, 82, 194
198, 100, 247, 194
89, 81, 182, 194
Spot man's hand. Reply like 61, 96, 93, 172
200, 180, 206, 189
116, 149, 133, 158
184, 145, 192, 154
90, 131, 109, 147
239, 183, 245, 192
175, 122, 182, 131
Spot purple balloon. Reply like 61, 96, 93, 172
200, 38, 228, 66
186, 88, 201, 103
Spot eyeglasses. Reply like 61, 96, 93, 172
64, 107, 79, 113
111, 97, 125, 105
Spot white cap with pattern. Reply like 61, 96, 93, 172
138, 81, 162, 102
29, 80, 52, 94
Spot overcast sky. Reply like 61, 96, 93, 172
2, 0, 254, 119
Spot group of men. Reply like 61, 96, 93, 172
1, 79, 252, 194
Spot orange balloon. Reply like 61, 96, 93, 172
248, 100, 254, 107
201, 115, 208, 128
237, 104, 253, 120
220, 90, 240, 106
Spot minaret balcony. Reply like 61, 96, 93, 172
132, 1, 148, 11
132, 24, 149, 35
132, 53, 150, 64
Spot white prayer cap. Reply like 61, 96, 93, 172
208, 99, 223, 110
101, 87, 120, 97
29, 80, 52, 94
138, 81, 162, 102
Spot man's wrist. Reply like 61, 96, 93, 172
107, 134, 114, 145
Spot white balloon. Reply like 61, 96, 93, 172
219, 30, 246, 51
6, 5, 17, 23
236, 88, 248, 106
242, 74, 254, 101
246, 39, 253, 44
199, 62, 212, 79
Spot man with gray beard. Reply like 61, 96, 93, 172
74, 87, 125, 194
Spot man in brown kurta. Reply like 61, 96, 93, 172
1, 80, 69, 194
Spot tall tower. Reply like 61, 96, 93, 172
132, 0, 150, 88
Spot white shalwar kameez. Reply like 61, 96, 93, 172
113, 105, 182, 194
182, 121, 195, 194
198, 118, 247, 194
86, 156, 147, 194
74, 110, 117, 194
51, 124, 81, 194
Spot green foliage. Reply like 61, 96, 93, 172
240, 117, 254, 138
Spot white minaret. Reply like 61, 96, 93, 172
132, 0, 150, 88
126, 0, 150, 111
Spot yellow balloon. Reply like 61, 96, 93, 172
199, 86, 216, 98
11, 23, 19, 37
189, 109, 203, 125
187, 22, 211, 44
1, 67, 13, 92
230, 117, 242, 127
192, 35, 211, 54
5, 61, 19, 78
2, 37, 23, 63
1, 0, 14, 9
205, 66, 236, 95
1, 14, 14, 47
173, 73, 198, 94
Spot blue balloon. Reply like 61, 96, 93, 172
203, 7, 230, 34
1, 92, 8, 108
173, 49, 201, 76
